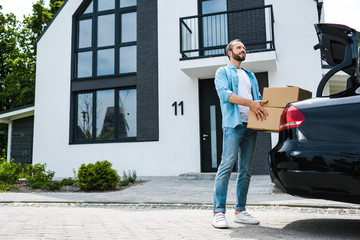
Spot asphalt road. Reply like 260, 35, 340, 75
0, 203, 359, 240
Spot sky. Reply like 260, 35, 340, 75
324, 0, 360, 31
0, 0, 359, 30
0, 0, 50, 20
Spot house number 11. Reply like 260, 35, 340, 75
172, 101, 184, 116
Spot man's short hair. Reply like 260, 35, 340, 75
225, 39, 242, 59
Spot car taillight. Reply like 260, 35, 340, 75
279, 105, 305, 131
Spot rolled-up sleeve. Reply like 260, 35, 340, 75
214, 67, 233, 103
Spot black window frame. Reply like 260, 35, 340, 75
70, 0, 138, 144
74, 87, 137, 144
73, 0, 137, 80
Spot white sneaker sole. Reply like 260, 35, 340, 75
212, 224, 229, 229
234, 220, 259, 225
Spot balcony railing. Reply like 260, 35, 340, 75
180, 5, 275, 60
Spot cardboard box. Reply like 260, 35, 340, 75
262, 86, 312, 108
247, 107, 284, 133
247, 86, 312, 132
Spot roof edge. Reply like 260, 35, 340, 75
37, 0, 70, 43
0, 105, 35, 121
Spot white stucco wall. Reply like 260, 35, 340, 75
34, 0, 323, 177
264, 0, 323, 146
34, 0, 82, 178
265, 0, 322, 92
34, 0, 201, 178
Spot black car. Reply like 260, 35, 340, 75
268, 23, 360, 204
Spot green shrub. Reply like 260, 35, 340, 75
0, 158, 56, 190
0, 181, 19, 192
46, 178, 78, 191
0, 157, 79, 191
128, 170, 137, 183
0, 155, 21, 184
46, 181, 63, 191
0, 160, 22, 184
60, 177, 77, 186
23, 163, 55, 189
0, 150, 6, 162
0, 155, 24, 191
120, 170, 137, 186
120, 177, 130, 186
77, 160, 120, 191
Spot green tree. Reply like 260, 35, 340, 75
0, 7, 22, 111
0, 0, 64, 111
22, 0, 54, 57
0, 0, 64, 155
49, 0, 65, 15
0, 7, 21, 154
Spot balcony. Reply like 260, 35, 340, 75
179, 5, 277, 78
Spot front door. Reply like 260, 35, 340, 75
199, 72, 271, 174
199, 79, 223, 172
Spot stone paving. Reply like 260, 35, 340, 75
0, 203, 359, 240
0, 175, 359, 239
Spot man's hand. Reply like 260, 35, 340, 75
250, 100, 268, 120
228, 94, 269, 120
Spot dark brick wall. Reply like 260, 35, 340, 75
252, 132, 271, 175
136, 0, 159, 141
252, 72, 271, 175
227, 0, 266, 51
227, 0, 265, 13
255, 71, 268, 94
11, 116, 34, 164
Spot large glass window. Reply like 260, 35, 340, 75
74, 0, 137, 79
98, 14, 115, 47
96, 90, 115, 139
121, 12, 137, 42
72, 0, 137, 143
200, 0, 228, 55
77, 51, 92, 78
201, 0, 227, 14
83, 2, 93, 14
76, 93, 93, 140
120, 46, 136, 73
120, 0, 136, 8
78, 19, 92, 48
98, 0, 115, 11
75, 89, 137, 141
118, 89, 136, 137
97, 48, 114, 75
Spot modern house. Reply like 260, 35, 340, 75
2, 0, 345, 178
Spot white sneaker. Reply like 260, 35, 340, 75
234, 211, 260, 225
212, 213, 229, 229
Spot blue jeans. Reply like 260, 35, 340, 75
213, 124, 257, 213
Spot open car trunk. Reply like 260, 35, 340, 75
314, 24, 359, 96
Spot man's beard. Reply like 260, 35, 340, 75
232, 51, 246, 62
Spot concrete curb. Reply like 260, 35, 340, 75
0, 175, 358, 210
0, 202, 359, 216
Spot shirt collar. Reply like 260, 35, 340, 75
227, 63, 248, 73
227, 63, 237, 70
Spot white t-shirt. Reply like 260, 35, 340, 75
237, 69, 253, 122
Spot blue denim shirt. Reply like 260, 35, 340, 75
214, 64, 262, 128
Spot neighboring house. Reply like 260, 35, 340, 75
2, 0, 346, 177
0, 105, 34, 164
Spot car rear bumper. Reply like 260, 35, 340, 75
268, 136, 360, 204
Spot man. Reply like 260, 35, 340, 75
212, 39, 268, 229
